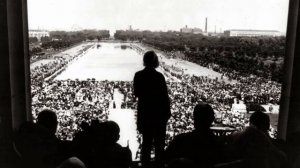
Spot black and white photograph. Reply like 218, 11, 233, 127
1, 0, 300, 168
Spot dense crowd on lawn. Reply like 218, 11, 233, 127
32, 80, 114, 140
164, 73, 279, 143
31, 72, 279, 142
31, 44, 93, 83
31, 58, 67, 85
29, 44, 280, 164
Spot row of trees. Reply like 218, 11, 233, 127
114, 30, 285, 82
114, 30, 144, 41
28, 30, 110, 44
29, 46, 42, 56
29, 36, 53, 44
114, 31, 285, 58
29, 30, 110, 52
50, 30, 110, 42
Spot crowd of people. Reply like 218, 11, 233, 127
17, 104, 288, 168
29, 43, 282, 163
30, 43, 93, 86
16, 110, 132, 168
32, 80, 114, 140
155, 52, 280, 139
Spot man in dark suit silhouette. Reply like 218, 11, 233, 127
165, 103, 220, 168
134, 50, 171, 167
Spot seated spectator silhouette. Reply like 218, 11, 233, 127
81, 120, 132, 168
72, 120, 103, 167
36, 109, 58, 135
166, 102, 221, 168
72, 121, 94, 165
57, 157, 87, 168
15, 110, 73, 168
40, 110, 74, 160
14, 121, 55, 168
230, 111, 287, 168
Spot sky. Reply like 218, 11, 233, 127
28, 0, 289, 35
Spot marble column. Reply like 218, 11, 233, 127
0, 0, 31, 166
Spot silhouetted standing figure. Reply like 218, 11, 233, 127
134, 51, 171, 167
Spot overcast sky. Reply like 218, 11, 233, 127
28, 0, 289, 34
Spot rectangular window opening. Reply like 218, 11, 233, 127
27, 0, 290, 161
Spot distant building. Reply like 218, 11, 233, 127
180, 25, 193, 33
29, 30, 50, 40
224, 29, 281, 37
205, 17, 208, 33
180, 25, 203, 34
192, 28, 203, 34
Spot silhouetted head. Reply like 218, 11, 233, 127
37, 109, 58, 135
250, 111, 270, 132
193, 103, 215, 130
57, 157, 87, 168
143, 51, 159, 68
15, 121, 54, 166
102, 121, 120, 143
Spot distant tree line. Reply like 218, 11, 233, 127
29, 30, 110, 57
29, 46, 43, 56
29, 30, 110, 51
29, 36, 52, 44
40, 30, 110, 50
114, 30, 144, 41
29, 37, 39, 43
114, 31, 285, 58
50, 30, 110, 42
114, 30, 285, 82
